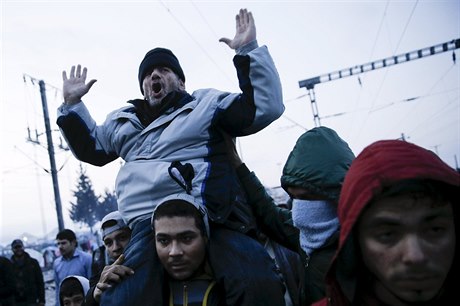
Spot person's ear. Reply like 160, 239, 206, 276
178, 79, 185, 91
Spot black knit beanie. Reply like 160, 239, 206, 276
138, 48, 185, 94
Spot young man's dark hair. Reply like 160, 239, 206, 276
56, 229, 77, 243
153, 199, 208, 238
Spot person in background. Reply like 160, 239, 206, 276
0, 255, 17, 306
54, 229, 92, 306
10, 239, 45, 306
226, 126, 355, 305
313, 139, 459, 305
59, 275, 90, 306
86, 211, 133, 306
151, 194, 224, 306
58, 8, 285, 306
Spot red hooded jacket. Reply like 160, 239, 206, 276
313, 139, 460, 306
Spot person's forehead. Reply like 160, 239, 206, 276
144, 65, 172, 73
63, 294, 83, 298
154, 216, 198, 234
104, 228, 130, 240
56, 239, 71, 244
62, 293, 84, 301
361, 194, 453, 224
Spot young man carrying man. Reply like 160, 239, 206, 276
58, 8, 285, 306
152, 194, 224, 306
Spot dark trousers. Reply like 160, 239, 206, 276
100, 218, 286, 306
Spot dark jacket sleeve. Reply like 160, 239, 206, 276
236, 163, 300, 251
86, 246, 106, 306
32, 258, 46, 303
57, 112, 119, 167
85, 286, 99, 306
0, 257, 16, 299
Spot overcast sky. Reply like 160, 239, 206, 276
1, 0, 459, 246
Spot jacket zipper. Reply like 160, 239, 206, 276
183, 283, 188, 306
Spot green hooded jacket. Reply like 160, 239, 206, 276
238, 126, 355, 305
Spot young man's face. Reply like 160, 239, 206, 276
56, 239, 76, 258
357, 193, 455, 304
62, 293, 84, 306
103, 228, 131, 261
142, 66, 185, 109
154, 216, 207, 281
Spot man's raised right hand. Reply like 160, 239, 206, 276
62, 64, 97, 105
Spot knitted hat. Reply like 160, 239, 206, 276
138, 48, 185, 94
101, 211, 128, 239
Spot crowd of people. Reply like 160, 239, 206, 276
1, 7, 458, 306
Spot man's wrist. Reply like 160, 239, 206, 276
64, 98, 81, 105
236, 40, 258, 55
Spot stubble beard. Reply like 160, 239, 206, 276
145, 95, 164, 112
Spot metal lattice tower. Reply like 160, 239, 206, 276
298, 38, 460, 127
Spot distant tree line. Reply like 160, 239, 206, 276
69, 164, 117, 233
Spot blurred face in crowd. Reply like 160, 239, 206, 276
357, 193, 455, 305
154, 216, 207, 281
103, 228, 131, 261
57, 239, 77, 259
12, 243, 24, 257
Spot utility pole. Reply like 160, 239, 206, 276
298, 38, 460, 126
39, 80, 65, 231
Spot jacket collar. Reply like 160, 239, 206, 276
128, 91, 194, 127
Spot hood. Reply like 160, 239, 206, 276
281, 126, 355, 202
326, 139, 460, 304
59, 275, 90, 304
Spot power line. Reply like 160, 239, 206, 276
354, 0, 419, 141
298, 38, 460, 126
160, 0, 236, 86
383, 63, 458, 138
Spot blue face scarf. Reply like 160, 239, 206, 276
291, 199, 339, 256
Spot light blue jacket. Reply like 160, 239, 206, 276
57, 43, 284, 229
